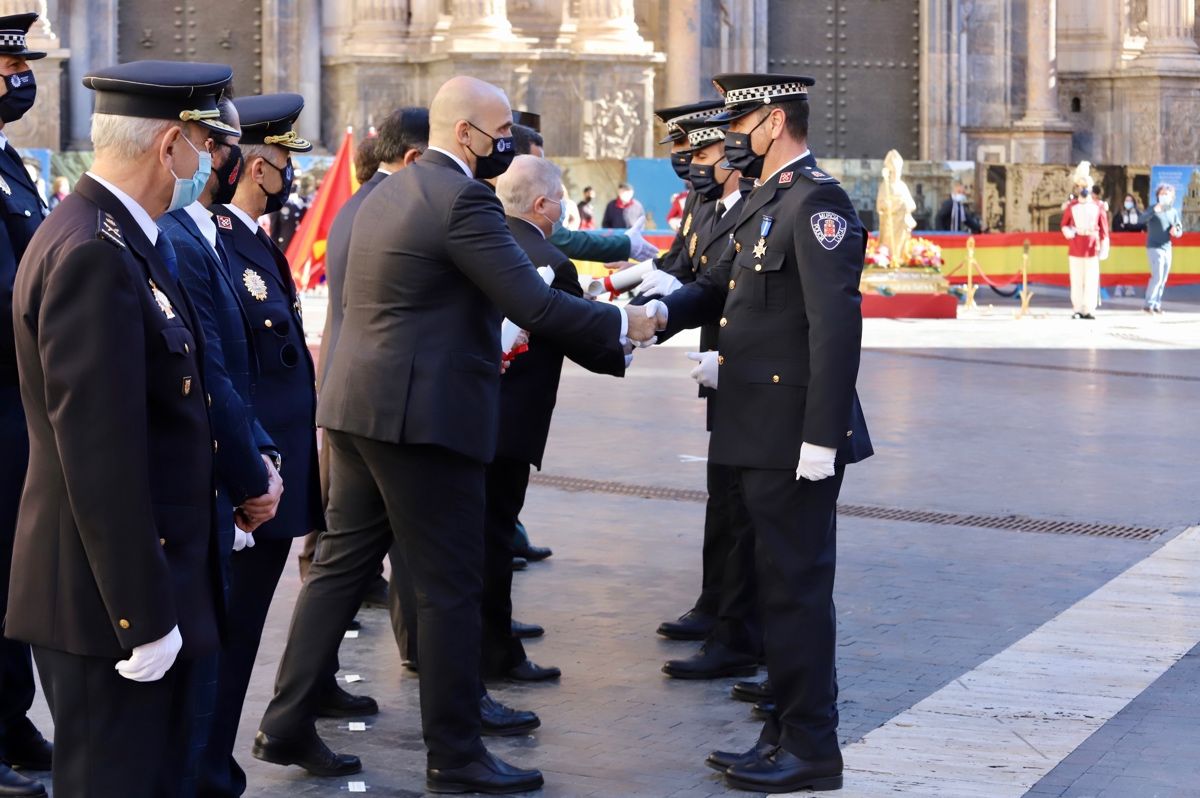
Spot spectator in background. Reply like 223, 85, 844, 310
666, 187, 688, 232
934, 182, 982, 233
1139, 183, 1184, 314
47, 175, 69, 210
354, 136, 381, 183
561, 183, 581, 231
577, 185, 596, 229
1113, 193, 1145, 232
602, 182, 645, 229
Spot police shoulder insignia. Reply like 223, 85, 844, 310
811, 211, 848, 250
801, 166, 840, 185
215, 214, 234, 231
243, 268, 268, 301
97, 211, 126, 249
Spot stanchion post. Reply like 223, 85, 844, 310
1017, 238, 1034, 317
964, 235, 978, 311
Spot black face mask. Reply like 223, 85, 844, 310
670, 151, 693, 181
1078, 187, 1090, 198
466, 122, 515, 180
211, 144, 243, 206
721, 112, 774, 180
688, 161, 730, 201
261, 158, 294, 214
0, 70, 36, 124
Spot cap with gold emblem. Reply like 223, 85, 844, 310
712, 73, 815, 123
654, 99, 725, 145
83, 60, 239, 135
233, 93, 313, 153
0, 12, 45, 60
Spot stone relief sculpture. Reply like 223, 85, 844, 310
582, 88, 640, 159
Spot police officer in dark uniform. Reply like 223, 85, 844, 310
8, 59, 230, 798
650, 73, 873, 793
206, 93, 324, 796
0, 11, 53, 796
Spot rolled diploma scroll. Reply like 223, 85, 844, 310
501, 266, 556, 357
585, 258, 655, 298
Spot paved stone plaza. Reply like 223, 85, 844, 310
24, 290, 1200, 797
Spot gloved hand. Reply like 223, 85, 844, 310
115, 624, 182, 683
624, 219, 660, 261
634, 299, 668, 348
637, 269, 683, 298
795, 442, 837, 482
686, 350, 719, 389
233, 524, 256, 552
1061, 226, 1076, 240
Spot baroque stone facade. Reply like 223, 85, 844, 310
10, 0, 1200, 165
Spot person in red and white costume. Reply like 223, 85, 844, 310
1060, 161, 1110, 319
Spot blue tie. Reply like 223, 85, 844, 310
155, 228, 179, 279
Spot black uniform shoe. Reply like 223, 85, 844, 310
315, 682, 379, 718
3, 720, 51, 771
656, 608, 715, 640
752, 700, 775, 720
510, 619, 544, 639
426, 751, 544, 794
662, 641, 759, 680
706, 741, 777, 773
513, 543, 552, 562
724, 748, 843, 793
480, 694, 540, 737
0, 764, 44, 796
506, 659, 561, 682
731, 679, 773, 703
251, 730, 362, 777
511, 557, 528, 571
346, 617, 362, 632
403, 657, 419, 673
360, 575, 389, 609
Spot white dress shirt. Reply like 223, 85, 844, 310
225, 202, 261, 235
183, 201, 219, 254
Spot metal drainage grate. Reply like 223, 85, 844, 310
529, 473, 1166, 541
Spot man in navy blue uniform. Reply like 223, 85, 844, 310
0, 12, 53, 796
205, 93, 324, 796
9, 59, 230, 798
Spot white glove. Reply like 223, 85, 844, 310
624, 219, 660, 261
686, 351, 719, 389
1062, 226, 1076, 240
796, 442, 837, 482
115, 624, 182, 683
233, 524, 256, 552
637, 299, 668, 348
637, 269, 683, 298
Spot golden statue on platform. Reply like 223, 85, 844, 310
875, 149, 916, 266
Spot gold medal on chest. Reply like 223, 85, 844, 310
243, 269, 268, 301
148, 279, 175, 319
689, 233, 698, 258
683, 213, 693, 236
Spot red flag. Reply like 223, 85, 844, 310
287, 126, 358, 290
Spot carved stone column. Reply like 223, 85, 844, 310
444, 0, 520, 48
573, 0, 652, 54
1011, 0, 1072, 163
664, 0, 700, 106
1136, 0, 1200, 71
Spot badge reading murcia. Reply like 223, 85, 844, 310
243, 269, 268, 301
811, 211, 848, 251
148, 278, 176, 320
683, 213, 693, 236
688, 233, 698, 258
0, 175, 11, 196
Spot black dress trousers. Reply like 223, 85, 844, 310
0, 384, 35, 747
480, 456, 531, 675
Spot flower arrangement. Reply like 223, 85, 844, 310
864, 236, 892, 268
903, 237, 944, 270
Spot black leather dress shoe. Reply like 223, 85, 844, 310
513, 543, 552, 562
656, 609, 714, 641
510, 619, 544, 639
511, 557, 528, 571
427, 751, 544, 794
346, 617, 362, 632
3, 721, 51, 771
251, 730, 362, 777
731, 678, 773, 703
752, 700, 775, 720
724, 748, 843, 793
315, 682, 379, 718
0, 764, 44, 796
480, 694, 540, 737
360, 575, 389, 609
705, 741, 776, 772
662, 641, 759, 680
506, 659, 561, 682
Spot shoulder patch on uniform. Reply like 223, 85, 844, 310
800, 166, 840, 185
97, 211, 126, 249
215, 214, 234, 231
811, 211, 848, 250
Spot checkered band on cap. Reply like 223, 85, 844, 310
724, 82, 809, 106
0, 31, 26, 49
687, 127, 725, 148
666, 105, 724, 129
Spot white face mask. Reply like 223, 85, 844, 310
618, 191, 633, 203
1124, 200, 1135, 210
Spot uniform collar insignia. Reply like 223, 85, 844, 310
97, 211, 126, 249
778, 171, 794, 185
215, 214, 234, 230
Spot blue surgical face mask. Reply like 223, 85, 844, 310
168, 132, 212, 212
540, 197, 566, 235
1124, 200, 1135, 210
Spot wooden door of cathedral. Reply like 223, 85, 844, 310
768, 0, 920, 160
118, 1, 264, 97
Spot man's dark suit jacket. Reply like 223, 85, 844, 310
161, 207, 274, 557
8, 175, 223, 659
319, 170, 387, 388
317, 149, 625, 465
934, 199, 981, 233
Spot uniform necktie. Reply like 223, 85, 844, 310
154, 228, 179, 279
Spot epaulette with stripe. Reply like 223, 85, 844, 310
97, 210, 126, 249
798, 165, 840, 185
